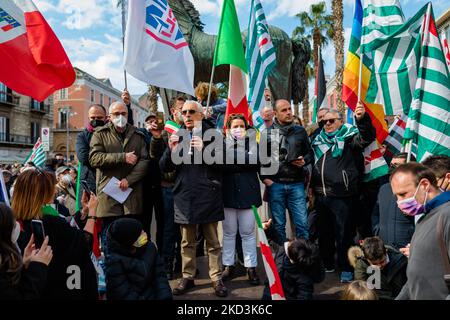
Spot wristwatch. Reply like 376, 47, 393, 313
87, 216, 97, 220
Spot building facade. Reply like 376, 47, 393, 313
52, 67, 148, 161
0, 82, 53, 164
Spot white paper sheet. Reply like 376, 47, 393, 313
102, 177, 132, 204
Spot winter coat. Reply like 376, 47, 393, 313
89, 122, 150, 218
151, 133, 176, 186
372, 183, 415, 249
55, 183, 77, 216
0, 261, 48, 300
17, 215, 98, 300
160, 119, 225, 224
104, 231, 172, 300
76, 128, 96, 193
311, 113, 376, 197
260, 119, 313, 184
262, 226, 325, 300
222, 135, 262, 209
348, 245, 408, 300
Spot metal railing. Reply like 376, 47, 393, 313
0, 92, 20, 106
30, 101, 50, 113
0, 133, 33, 145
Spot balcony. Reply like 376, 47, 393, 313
30, 100, 50, 114
0, 92, 20, 107
0, 133, 33, 146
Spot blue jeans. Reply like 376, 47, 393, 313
161, 186, 176, 259
268, 182, 309, 242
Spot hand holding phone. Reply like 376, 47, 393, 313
81, 180, 96, 195
31, 220, 45, 249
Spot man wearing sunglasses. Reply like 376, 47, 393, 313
160, 100, 228, 298
311, 102, 376, 283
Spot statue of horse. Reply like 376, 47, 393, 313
169, 0, 310, 103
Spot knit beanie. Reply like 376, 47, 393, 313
109, 218, 143, 247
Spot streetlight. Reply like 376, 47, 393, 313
60, 107, 77, 163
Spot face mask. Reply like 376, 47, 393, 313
90, 119, 105, 128
133, 232, 148, 248
61, 174, 73, 185
397, 183, 428, 216
11, 221, 21, 244
56, 159, 64, 165
113, 115, 127, 128
230, 127, 245, 139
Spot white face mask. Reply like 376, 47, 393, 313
11, 221, 21, 244
61, 174, 73, 185
113, 115, 127, 128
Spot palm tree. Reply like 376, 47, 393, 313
332, 0, 345, 114
147, 85, 159, 113
294, 2, 333, 122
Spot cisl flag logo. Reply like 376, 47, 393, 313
0, 7, 21, 32
145, 0, 188, 50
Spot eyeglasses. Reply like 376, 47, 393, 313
182, 109, 197, 115
324, 118, 341, 125
111, 112, 127, 117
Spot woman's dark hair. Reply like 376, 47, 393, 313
0, 203, 23, 286
288, 238, 319, 269
226, 113, 249, 129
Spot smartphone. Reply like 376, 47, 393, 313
31, 220, 45, 249
81, 180, 96, 195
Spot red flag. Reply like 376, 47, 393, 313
0, 0, 75, 101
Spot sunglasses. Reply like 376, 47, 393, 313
324, 118, 341, 125
182, 109, 197, 115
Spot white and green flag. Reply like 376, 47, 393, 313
246, 0, 276, 131
23, 137, 46, 167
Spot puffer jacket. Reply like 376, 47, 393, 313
104, 231, 172, 300
89, 122, 149, 218
311, 113, 376, 197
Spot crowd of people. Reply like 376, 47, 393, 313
0, 83, 449, 301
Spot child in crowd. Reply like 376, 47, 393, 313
262, 219, 325, 300
0, 203, 53, 300
104, 218, 172, 300
341, 280, 378, 300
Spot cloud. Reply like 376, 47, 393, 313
34, 0, 58, 12
265, 0, 332, 21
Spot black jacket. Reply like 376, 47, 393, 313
311, 113, 376, 197
0, 261, 48, 300
352, 246, 408, 300
76, 129, 96, 192
372, 183, 415, 249
17, 215, 98, 300
160, 119, 225, 224
222, 136, 262, 209
261, 120, 313, 183
104, 232, 172, 300
262, 226, 324, 300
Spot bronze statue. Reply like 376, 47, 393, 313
168, 0, 310, 104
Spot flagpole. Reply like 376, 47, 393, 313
121, 0, 128, 90
206, 65, 216, 109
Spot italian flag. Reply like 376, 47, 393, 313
164, 120, 181, 134
363, 141, 389, 182
252, 205, 285, 300
214, 0, 252, 128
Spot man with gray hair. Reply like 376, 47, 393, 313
311, 102, 376, 283
89, 101, 149, 245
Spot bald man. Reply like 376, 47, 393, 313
261, 99, 313, 243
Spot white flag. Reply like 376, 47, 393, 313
124, 0, 195, 95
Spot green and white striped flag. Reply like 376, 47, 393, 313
361, 0, 405, 51
246, 0, 276, 131
403, 3, 450, 161
23, 138, 46, 167
367, 3, 449, 161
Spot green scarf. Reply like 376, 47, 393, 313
312, 124, 359, 163
41, 205, 60, 217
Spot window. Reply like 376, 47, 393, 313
108, 97, 112, 106
0, 116, 9, 142
31, 122, 40, 143
30, 99, 41, 111
0, 83, 6, 102
90, 89, 95, 103
99, 93, 103, 105
59, 88, 68, 100
59, 109, 68, 129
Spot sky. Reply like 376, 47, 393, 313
35, 0, 449, 97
